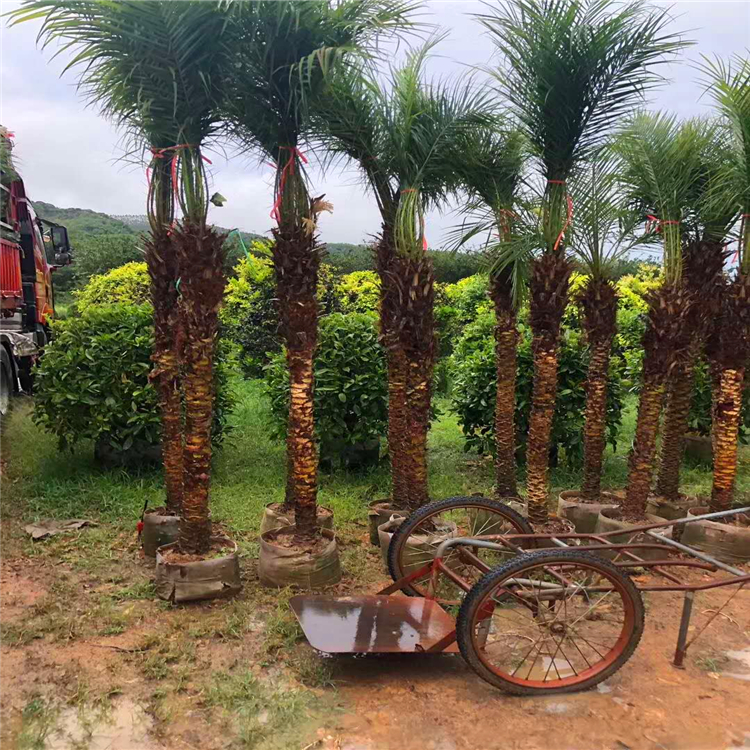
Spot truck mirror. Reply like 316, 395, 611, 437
51, 226, 72, 265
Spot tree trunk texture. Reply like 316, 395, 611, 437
579, 279, 617, 505
706, 270, 750, 513
273, 225, 321, 541
656, 240, 727, 502
490, 273, 518, 498
391, 251, 436, 512
376, 230, 410, 508
173, 223, 226, 554
622, 378, 665, 517
526, 254, 571, 525
655, 338, 700, 501
622, 283, 693, 519
710, 367, 745, 512
144, 230, 184, 515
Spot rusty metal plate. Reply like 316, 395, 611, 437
290, 595, 459, 653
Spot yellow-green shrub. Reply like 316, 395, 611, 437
74, 261, 150, 311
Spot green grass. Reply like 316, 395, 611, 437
3, 379, 748, 540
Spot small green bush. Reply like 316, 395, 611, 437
450, 312, 624, 467
264, 313, 388, 460
34, 304, 232, 453
221, 252, 341, 378
74, 261, 150, 311
336, 271, 380, 314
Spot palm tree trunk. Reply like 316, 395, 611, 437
144, 230, 184, 515
273, 225, 321, 541
707, 271, 750, 513
657, 240, 725, 501
655, 338, 699, 500
392, 252, 436, 512
622, 284, 691, 518
579, 279, 617, 504
710, 366, 745, 512
526, 254, 571, 526
174, 223, 226, 554
490, 272, 518, 498
622, 377, 665, 517
376, 229, 409, 508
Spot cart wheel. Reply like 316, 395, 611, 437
457, 550, 644, 695
387, 496, 534, 604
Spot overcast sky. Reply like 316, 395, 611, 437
2, 1, 749, 247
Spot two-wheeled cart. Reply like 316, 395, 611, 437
291, 497, 750, 695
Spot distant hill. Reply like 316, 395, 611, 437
34, 202, 136, 237
112, 214, 268, 247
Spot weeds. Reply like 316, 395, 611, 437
17, 697, 58, 750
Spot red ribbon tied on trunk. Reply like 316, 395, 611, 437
548, 180, 573, 252
146, 144, 212, 203
271, 146, 308, 223
645, 215, 680, 235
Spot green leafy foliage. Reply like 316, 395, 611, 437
264, 313, 387, 457
33, 304, 233, 453
336, 271, 380, 314
74, 261, 151, 311
450, 311, 624, 467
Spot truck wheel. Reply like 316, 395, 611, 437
0, 348, 13, 419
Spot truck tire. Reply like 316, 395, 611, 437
0, 348, 13, 420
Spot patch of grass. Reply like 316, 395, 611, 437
132, 633, 197, 681
262, 593, 302, 656
205, 669, 314, 749
288, 649, 336, 689
109, 580, 155, 601
17, 696, 58, 750
694, 652, 730, 672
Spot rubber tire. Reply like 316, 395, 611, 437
0, 348, 13, 420
456, 549, 645, 695
387, 496, 534, 596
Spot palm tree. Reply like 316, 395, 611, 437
451, 126, 526, 498
655, 121, 736, 503
478, 0, 686, 527
222, 0, 418, 537
13, 0, 233, 553
699, 54, 750, 513
311, 44, 494, 511
613, 114, 720, 518
569, 156, 639, 504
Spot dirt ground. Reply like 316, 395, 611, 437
1, 517, 749, 750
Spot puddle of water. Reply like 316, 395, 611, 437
46, 698, 157, 750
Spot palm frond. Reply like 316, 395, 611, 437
477, 0, 688, 180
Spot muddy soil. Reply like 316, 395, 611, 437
2, 518, 749, 750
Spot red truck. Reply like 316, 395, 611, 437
1, 128, 71, 416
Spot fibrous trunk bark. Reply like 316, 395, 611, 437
390, 250, 436, 512
174, 223, 226, 554
579, 279, 617, 504
526, 254, 571, 526
707, 271, 750, 513
273, 225, 321, 541
710, 367, 745, 512
622, 284, 691, 518
144, 229, 184, 515
656, 241, 725, 501
655, 340, 698, 500
376, 228, 409, 508
490, 271, 518, 498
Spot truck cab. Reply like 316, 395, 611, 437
1, 128, 72, 413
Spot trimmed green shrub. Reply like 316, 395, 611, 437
336, 271, 380, 314
34, 304, 233, 454
450, 311, 624, 467
264, 313, 388, 464
74, 261, 150, 311
221, 252, 341, 378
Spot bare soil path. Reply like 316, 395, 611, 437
2, 519, 749, 750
